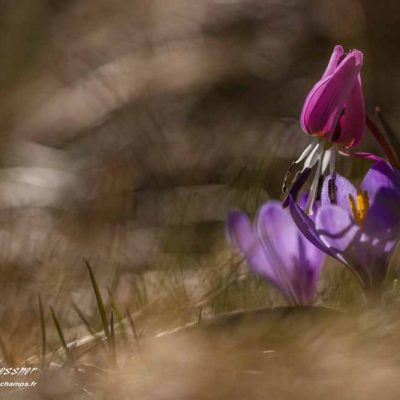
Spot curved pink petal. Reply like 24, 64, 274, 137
301, 50, 363, 138
301, 45, 344, 131
337, 76, 365, 148
321, 45, 345, 80
339, 150, 385, 164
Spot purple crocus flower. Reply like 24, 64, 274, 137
289, 160, 400, 295
282, 45, 365, 214
226, 201, 325, 305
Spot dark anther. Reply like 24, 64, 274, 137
282, 161, 295, 192
316, 175, 325, 202
328, 177, 337, 204
282, 167, 312, 208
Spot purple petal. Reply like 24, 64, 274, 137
301, 50, 363, 137
288, 196, 339, 260
297, 192, 310, 212
314, 205, 390, 287
320, 173, 357, 214
297, 191, 319, 217
315, 205, 369, 283
256, 202, 299, 298
256, 202, 307, 280
257, 201, 324, 304
292, 234, 324, 305
363, 188, 400, 243
338, 76, 365, 148
226, 210, 282, 289
361, 160, 400, 204
316, 205, 360, 253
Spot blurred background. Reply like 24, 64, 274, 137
0, 0, 399, 365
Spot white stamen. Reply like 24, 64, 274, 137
303, 142, 324, 170
305, 151, 324, 215
294, 142, 315, 165
321, 148, 331, 174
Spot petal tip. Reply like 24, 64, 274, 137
349, 49, 363, 66
333, 44, 345, 55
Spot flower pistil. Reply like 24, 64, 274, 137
348, 189, 369, 226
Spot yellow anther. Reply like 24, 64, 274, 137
348, 189, 369, 226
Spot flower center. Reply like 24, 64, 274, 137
348, 189, 369, 225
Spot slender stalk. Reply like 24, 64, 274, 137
83, 258, 111, 346
108, 289, 127, 340
126, 307, 139, 342
110, 311, 117, 365
366, 116, 400, 169
375, 107, 400, 162
49, 306, 70, 360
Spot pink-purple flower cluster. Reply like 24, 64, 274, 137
226, 45, 400, 304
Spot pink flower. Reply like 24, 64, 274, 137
283, 46, 366, 214
301, 45, 365, 148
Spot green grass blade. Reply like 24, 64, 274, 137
49, 306, 70, 359
108, 289, 127, 339
38, 296, 47, 368
110, 311, 117, 364
83, 258, 111, 344
126, 307, 139, 342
